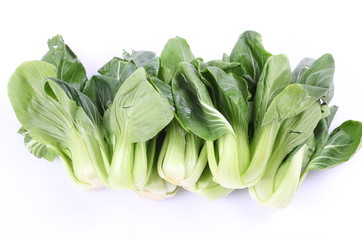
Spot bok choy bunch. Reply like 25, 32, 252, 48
8, 31, 362, 207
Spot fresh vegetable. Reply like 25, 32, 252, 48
8, 31, 362, 207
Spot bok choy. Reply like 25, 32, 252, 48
8, 31, 362, 207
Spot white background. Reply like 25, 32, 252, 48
1, 0, 361, 239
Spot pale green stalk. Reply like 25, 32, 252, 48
241, 121, 281, 186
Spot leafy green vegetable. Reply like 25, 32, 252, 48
201, 67, 250, 188
250, 102, 323, 203
240, 54, 292, 186
8, 61, 109, 189
157, 37, 209, 187
250, 108, 362, 208
8, 32, 362, 206
103, 68, 174, 190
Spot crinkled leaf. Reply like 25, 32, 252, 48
42, 35, 87, 90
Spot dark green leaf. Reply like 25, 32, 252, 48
46, 78, 101, 123
42, 35, 87, 90
148, 75, 175, 109
296, 54, 335, 104
172, 63, 232, 141
202, 67, 249, 129
229, 31, 272, 85
83, 75, 119, 115
307, 120, 362, 170
253, 54, 292, 128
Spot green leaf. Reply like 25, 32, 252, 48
143, 57, 160, 76
47, 78, 101, 123
292, 57, 315, 83
202, 67, 249, 130
42, 35, 87, 90
82, 75, 119, 115
8, 61, 63, 147
253, 54, 292, 128
276, 102, 323, 155
104, 69, 173, 189
222, 53, 230, 62
307, 120, 362, 170
123, 50, 156, 67
19, 128, 57, 161
98, 57, 137, 84
262, 84, 327, 126
8, 61, 109, 188
172, 63, 232, 141
325, 105, 338, 128
105, 67, 174, 142
160, 37, 195, 83
295, 54, 335, 104
123, 50, 160, 76
229, 31, 272, 85
309, 105, 338, 162
205, 60, 240, 72
148, 75, 175, 109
